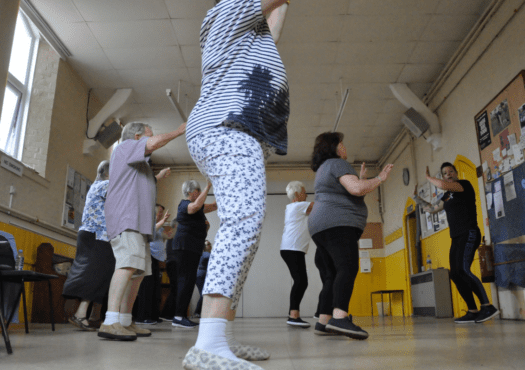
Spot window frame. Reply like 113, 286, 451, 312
1, 10, 40, 160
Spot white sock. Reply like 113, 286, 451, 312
103, 311, 119, 326
226, 321, 241, 347
119, 313, 132, 327
195, 318, 238, 361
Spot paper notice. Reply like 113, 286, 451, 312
513, 144, 524, 165
502, 148, 507, 158
504, 171, 517, 201
360, 258, 371, 273
482, 161, 488, 172
509, 133, 517, 146
67, 167, 75, 187
494, 180, 502, 193
493, 147, 502, 162
494, 191, 505, 219
486, 193, 493, 210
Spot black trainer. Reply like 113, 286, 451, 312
314, 322, 340, 336
287, 317, 311, 328
172, 317, 198, 328
454, 311, 478, 324
475, 305, 499, 323
325, 316, 368, 340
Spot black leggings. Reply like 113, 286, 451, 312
449, 228, 489, 310
312, 226, 362, 314
133, 257, 161, 321
161, 250, 201, 318
280, 250, 308, 312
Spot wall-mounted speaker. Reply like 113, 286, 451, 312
401, 108, 430, 138
95, 119, 122, 149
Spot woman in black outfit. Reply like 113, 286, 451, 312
417, 162, 498, 324
161, 180, 217, 328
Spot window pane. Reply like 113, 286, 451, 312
8, 14, 33, 84
0, 85, 22, 154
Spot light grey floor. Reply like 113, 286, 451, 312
1, 316, 523, 369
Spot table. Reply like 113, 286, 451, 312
0, 268, 59, 354
370, 290, 404, 317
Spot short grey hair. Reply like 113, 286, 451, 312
182, 180, 201, 198
95, 160, 110, 181
286, 181, 305, 201
121, 122, 151, 141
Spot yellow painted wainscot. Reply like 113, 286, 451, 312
0, 222, 76, 322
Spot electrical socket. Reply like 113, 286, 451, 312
9, 186, 15, 195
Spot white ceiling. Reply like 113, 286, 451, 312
30, 0, 491, 165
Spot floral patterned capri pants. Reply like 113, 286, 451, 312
187, 123, 268, 310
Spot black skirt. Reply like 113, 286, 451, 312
62, 230, 115, 303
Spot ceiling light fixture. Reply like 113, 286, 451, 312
333, 88, 349, 132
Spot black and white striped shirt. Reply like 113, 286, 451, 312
187, 0, 290, 155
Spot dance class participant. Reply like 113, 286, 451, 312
414, 162, 499, 324
308, 132, 393, 339
63, 161, 114, 331
280, 181, 313, 328
100, 121, 185, 341
182, 0, 290, 368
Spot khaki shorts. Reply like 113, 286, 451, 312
110, 230, 152, 277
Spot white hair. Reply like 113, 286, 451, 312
95, 160, 109, 181
286, 181, 305, 201
121, 122, 151, 141
182, 180, 201, 198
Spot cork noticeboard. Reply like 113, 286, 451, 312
475, 71, 525, 183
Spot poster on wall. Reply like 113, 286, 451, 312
518, 103, 525, 135
476, 111, 492, 150
490, 99, 511, 137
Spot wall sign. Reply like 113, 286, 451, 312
476, 111, 492, 150
1, 155, 24, 177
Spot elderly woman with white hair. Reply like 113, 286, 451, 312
63, 160, 115, 331
162, 180, 217, 328
280, 181, 314, 328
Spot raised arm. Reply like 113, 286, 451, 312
145, 122, 186, 156
203, 202, 218, 214
188, 182, 212, 215
339, 164, 394, 197
425, 166, 464, 192
306, 202, 314, 215
263, 0, 289, 44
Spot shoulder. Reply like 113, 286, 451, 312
458, 179, 474, 191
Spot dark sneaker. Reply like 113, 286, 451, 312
287, 317, 311, 328
475, 305, 499, 323
454, 311, 478, 324
134, 319, 157, 325
172, 317, 198, 328
314, 322, 340, 336
325, 316, 369, 340
313, 313, 319, 319
156, 318, 163, 324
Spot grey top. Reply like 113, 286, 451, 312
308, 158, 368, 236
105, 137, 156, 240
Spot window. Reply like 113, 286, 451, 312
0, 11, 39, 159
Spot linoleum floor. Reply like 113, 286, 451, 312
1, 316, 523, 369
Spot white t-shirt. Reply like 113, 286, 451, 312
186, 0, 290, 155
280, 202, 312, 253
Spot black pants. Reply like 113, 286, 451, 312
280, 250, 308, 312
194, 270, 206, 315
449, 228, 489, 310
132, 257, 161, 321
312, 226, 362, 314
161, 250, 201, 318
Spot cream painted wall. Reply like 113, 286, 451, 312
0, 56, 108, 238
380, 1, 525, 317
156, 166, 381, 225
